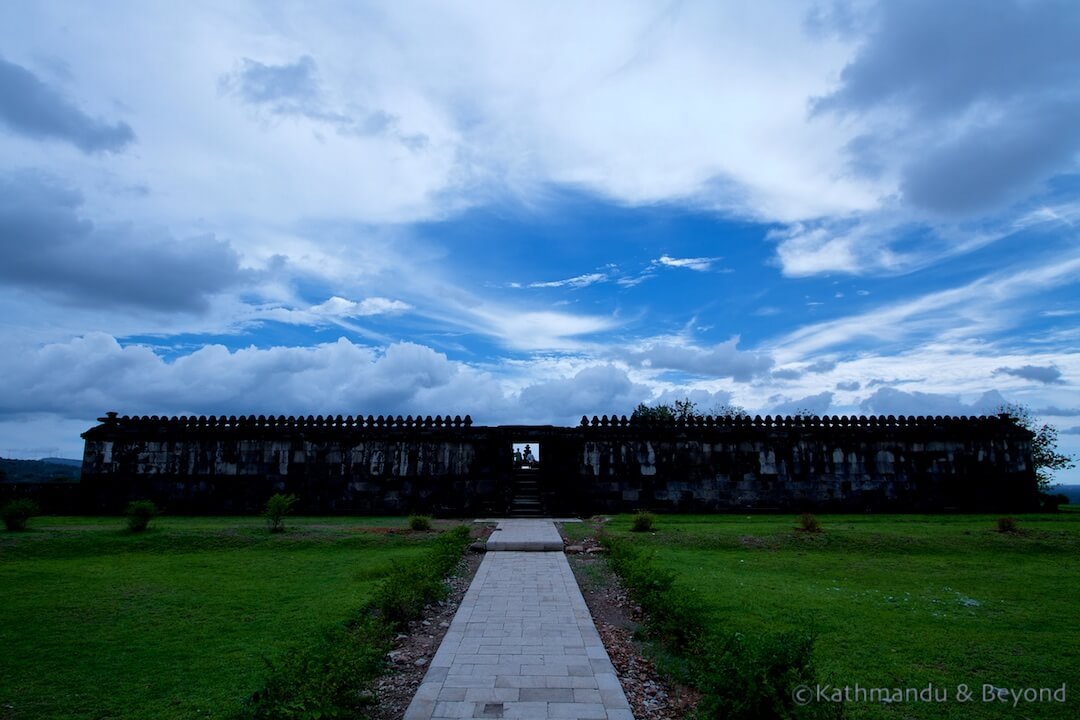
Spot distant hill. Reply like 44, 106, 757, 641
41, 457, 83, 468
1051, 485, 1080, 505
0, 457, 81, 483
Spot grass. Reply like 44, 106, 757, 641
603, 508, 1080, 719
0, 516, 448, 720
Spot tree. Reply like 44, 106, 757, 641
632, 398, 701, 423
708, 403, 750, 419
998, 403, 1076, 491
631, 403, 675, 423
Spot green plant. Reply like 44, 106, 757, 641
997, 516, 1019, 533
263, 493, 297, 533
797, 513, 822, 533
244, 616, 390, 720
603, 533, 837, 719
243, 524, 473, 719
2, 498, 39, 531
125, 500, 158, 532
690, 627, 838, 720
371, 525, 471, 629
998, 403, 1076, 491
408, 514, 433, 531
631, 509, 656, 533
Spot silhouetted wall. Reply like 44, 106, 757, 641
76, 411, 1038, 515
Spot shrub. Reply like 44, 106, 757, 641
1039, 492, 1069, 512
631, 509, 656, 533
997, 516, 1019, 533
244, 615, 390, 720
691, 627, 839, 720
243, 524, 473, 719
408, 514, 433, 531
797, 513, 822, 533
372, 525, 471, 629
2, 498, 39, 531
602, 534, 837, 719
263, 493, 298, 533
125, 500, 158, 532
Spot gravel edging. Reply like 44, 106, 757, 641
559, 520, 701, 720
366, 525, 490, 720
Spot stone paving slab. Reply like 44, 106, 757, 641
405, 522, 633, 719
484, 519, 565, 552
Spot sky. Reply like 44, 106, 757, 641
0, 1, 1077, 483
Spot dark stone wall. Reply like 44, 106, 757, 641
77, 411, 1038, 515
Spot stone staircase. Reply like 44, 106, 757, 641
507, 470, 546, 517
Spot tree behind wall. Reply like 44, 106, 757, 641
998, 403, 1075, 491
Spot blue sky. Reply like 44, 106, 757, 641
0, 1, 1077, 483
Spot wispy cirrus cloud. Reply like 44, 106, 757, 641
772, 252, 1080, 359
526, 272, 609, 289
654, 254, 723, 272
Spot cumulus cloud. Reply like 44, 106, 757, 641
261, 296, 412, 326
1062, 426, 1080, 436
517, 365, 649, 423
0, 56, 134, 153
859, 387, 1007, 417
0, 334, 663, 428
772, 391, 833, 416
630, 339, 774, 381
994, 364, 1065, 385
836, 380, 861, 391
0, 172, 243, 312
814, 0, 1080, 216
650, 388, 735, 413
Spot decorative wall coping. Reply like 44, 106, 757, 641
577, 413, 1022, 430
83, 410, 1027, 438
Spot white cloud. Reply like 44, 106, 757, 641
771, 253, 1080, 359
859, 388, 1006, 417
655, 254, 721, 272
527, 272, 608, 289
629, 338, 774, 381
772, 391, 834, 416
260, 296, 412, 326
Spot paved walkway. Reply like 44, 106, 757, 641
484, 519, 565, 552
404, 520, 633, 720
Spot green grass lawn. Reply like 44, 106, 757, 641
0, 516, 445, 720
604, 508, 1080, 719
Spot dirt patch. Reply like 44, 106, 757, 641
366, 524, 491, 719
559, 521, 701, 720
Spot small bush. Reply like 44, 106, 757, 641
264, 493, 298, 533
603, 534, 837, 719
245, 615, 390, 719
797, 513, 822, 533
691, 627, 838, 720
408, 514, 433, 531
1039, 492, 1069, 511
631, 509, 656, 533
372, 525, 471, 629
125, 500, 158, 532
2, 498, 39, 531
243, 524, 473, 719
997, 516, 1019, 533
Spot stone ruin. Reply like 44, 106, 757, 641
68, 410, 1039, 516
